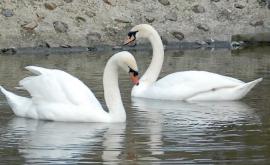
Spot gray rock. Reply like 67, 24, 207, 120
195, 40, 207, 45
165, 12, 177, 21
60, 44, 72, 48
53, 21, 68, 33
35, 40, 50, 48
86, 32, 102, 46
171, 31, 184, 41
192, 5, 205, 13
85, 11, 96, 18
0, 48, 16, 55
205, 38, 215, 44
44, 3, 57, 10
257, 0, 267, 7
217, 9, 231, 21
250, 20, 264, 26
158, 0, 170, 6
145, 16, 155, 23
75, 16, 86, 23
114, 18, 132, 23
103, 0, 112, 5
197, 23, 209, 31
64, 0, 73, 3
161, 36, 168, 45
2, 9, 14, 17
234, 3, 245, 9
211, 0, 220, 2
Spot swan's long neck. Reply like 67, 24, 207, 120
103, 58, 126, 122
140, 30, 164, 84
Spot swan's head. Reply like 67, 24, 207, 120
124, 24, 157, 46
114, 51, 139, 85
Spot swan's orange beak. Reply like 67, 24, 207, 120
123, 35, 136, 46
130, 73, 139, 86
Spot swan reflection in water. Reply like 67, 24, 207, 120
5, 118, 126, 164
131, 98, 261, 156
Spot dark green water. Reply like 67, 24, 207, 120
0, 47, 269, 164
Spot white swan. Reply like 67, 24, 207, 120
124, 24, 262, 101
0, 51, 139, 122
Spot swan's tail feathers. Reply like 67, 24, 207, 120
0, 86, 32, 117
234, 78, 263, 99
25, 66, 50, 75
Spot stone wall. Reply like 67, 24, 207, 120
0, 0, 269, 48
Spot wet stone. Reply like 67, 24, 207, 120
2, 9, 14, 17
44, 3, 57, 10
53, 21, 68, 33
192, 5, 205, 13
158, 0, 170, 6
171, 31, 184, 41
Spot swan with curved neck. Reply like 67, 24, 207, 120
124, 24, 262, 101
0, 51, 139, 122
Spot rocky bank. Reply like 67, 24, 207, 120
0, 0, 269, 49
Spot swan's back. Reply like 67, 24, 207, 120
20, 66, 101, 108
135, 71, 261, 100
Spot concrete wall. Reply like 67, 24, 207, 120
0, 0, 269, 48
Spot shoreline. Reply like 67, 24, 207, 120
1, 40, 269, 55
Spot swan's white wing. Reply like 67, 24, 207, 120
19, 66, 103, 110
144, 71, 245, 100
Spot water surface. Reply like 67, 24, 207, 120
0, 47, 270, 164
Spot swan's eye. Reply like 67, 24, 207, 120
128, 31, 138, 38
129, 67, 139, 76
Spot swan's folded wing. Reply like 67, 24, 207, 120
19, 66, 103, 110
152, 71, 244, 99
